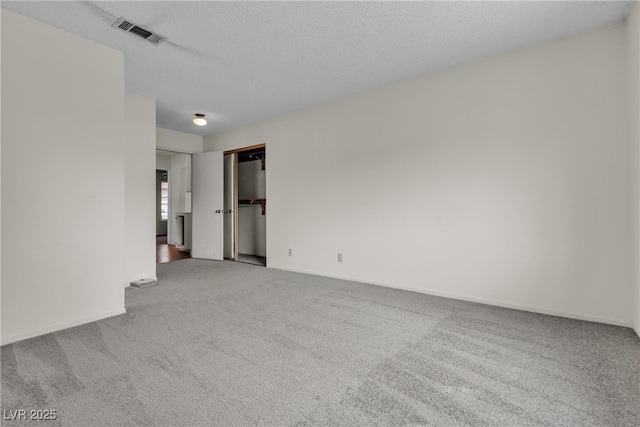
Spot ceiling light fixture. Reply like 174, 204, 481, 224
193, 114, 207, 126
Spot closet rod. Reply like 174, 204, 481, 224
238, 198, 266, 215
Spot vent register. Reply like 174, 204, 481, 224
112, 17, 167, 45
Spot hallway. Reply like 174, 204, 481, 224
156, 235, 191, 263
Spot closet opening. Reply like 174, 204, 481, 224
223, 144, 266, 267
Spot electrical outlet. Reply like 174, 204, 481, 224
289, 248, 292, 256
338, 253, 343, 262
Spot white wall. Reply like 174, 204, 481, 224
1, 10, 126, 344
238, 206, 266, 257
157, 127, 203, 154
156, 152, 172, 169
124, 93, 156, 286
628, 2, 640, 337
205, 23, 633, 327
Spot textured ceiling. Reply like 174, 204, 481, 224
1, 1, 632, 136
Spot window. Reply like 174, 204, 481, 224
161, 181, 169, 220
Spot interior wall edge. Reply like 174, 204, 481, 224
627, 1, 640, 338
270, 264, 633, 329
156, 146, 199, 155
124, 92, 157, 287
0, 308, 127, 346
1, 9, 126, 343
156, 127, 204, 154
204, 22, 631, 326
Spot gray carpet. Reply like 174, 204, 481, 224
2, 259, 639, 426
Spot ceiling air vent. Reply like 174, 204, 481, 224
111, 17, 167, 46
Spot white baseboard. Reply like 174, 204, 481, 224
1, 308, 127, 346
269, 264, 632, 329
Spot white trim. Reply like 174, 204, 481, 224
156, 146, 198, 155
269, 265, 632, 329
1, 308, 126, 346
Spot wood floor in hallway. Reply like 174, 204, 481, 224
156, 235, 191, 263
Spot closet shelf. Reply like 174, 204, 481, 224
239, 198, 266, 215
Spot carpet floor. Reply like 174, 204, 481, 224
2, 259, 639, 426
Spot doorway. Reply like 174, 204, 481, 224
156, 170, 169, 237
223, 144, 266, 266
156, 150, 193, 263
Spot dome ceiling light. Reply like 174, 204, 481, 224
193, 114, 207, 126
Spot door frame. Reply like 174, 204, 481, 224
223, 152, 238, 261
156, 167, 172, 243
224, 143, 266, 263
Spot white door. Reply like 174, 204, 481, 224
192, 151, 224, 260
